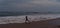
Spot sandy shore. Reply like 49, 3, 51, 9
0, 18, 60, 28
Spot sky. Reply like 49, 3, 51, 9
0, 0, 60, 12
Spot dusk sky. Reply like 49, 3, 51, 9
0, 0, 60, 12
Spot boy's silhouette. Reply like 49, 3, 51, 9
26, 16, 28, 21
25, 16, 30, 24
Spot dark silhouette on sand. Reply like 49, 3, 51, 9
25, 16, 30, 24
26, 16, 28, 21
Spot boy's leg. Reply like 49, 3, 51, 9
25, 20, 30, 24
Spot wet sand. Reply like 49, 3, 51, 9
0, 18, 60, 28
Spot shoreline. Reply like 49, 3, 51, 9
0, 14, 59, 24
0, 18, 60, 28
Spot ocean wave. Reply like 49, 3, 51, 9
0, 11, 60, 16
0, 14, 60, 24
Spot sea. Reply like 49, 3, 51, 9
0, 12, 60, 24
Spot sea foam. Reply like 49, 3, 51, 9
0, 14, 60, 24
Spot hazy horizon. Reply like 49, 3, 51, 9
0, 0, 60, 16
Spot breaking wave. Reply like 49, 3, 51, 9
0, 14, 60, 24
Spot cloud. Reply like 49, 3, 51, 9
16, 0, 60, 7
0, 0, 60, 12
15, 0, 60, 12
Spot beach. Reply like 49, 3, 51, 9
0, 18, 60, 28
0, 14, 60, 28
0, 0, 60, 28
0, 14, 59, 24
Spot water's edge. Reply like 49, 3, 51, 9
0, 14, 60, 24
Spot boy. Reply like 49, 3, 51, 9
25, 16, 30, 24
